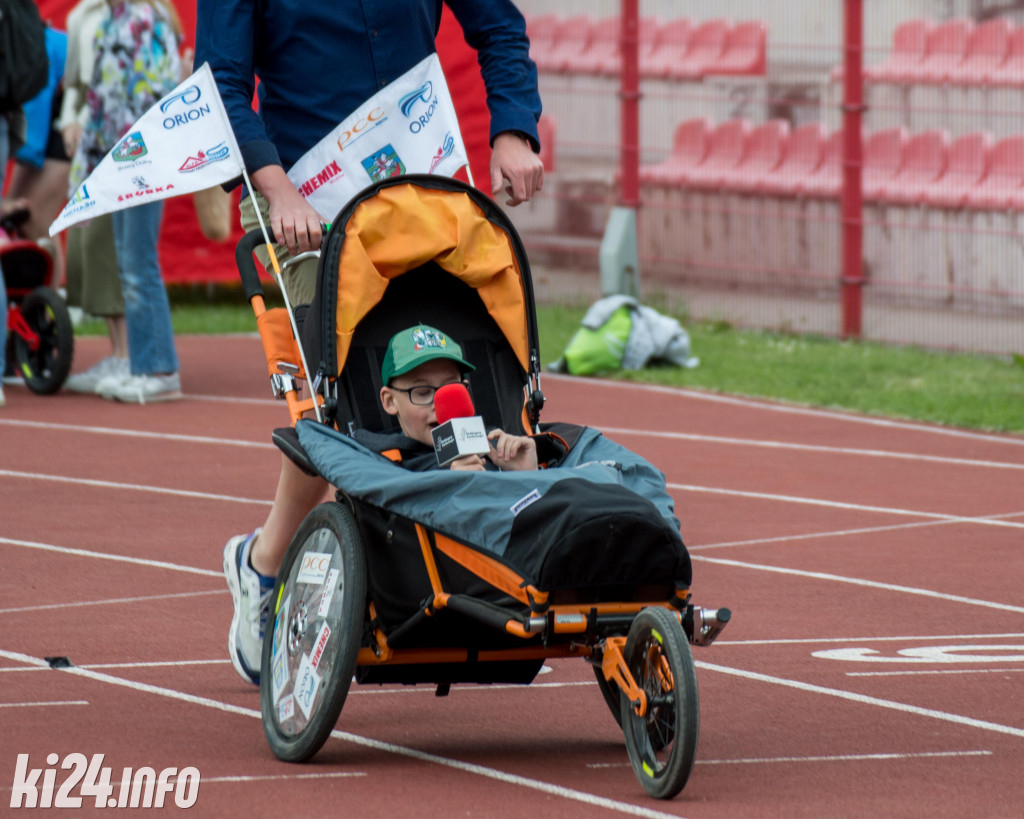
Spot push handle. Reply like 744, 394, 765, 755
235, 229, 267, 302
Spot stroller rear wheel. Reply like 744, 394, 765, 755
12, 287, 73, 394
620, 607, 700, 800
260, 501, 367, 762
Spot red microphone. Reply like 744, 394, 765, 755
431, 383, 490, 465
434, 383, 475, 424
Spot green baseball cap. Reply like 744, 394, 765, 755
380, 324, 476, 384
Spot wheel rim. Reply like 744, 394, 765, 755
627, 629, 679, 777
268, 528, 346, 738
18, 302, 61, 380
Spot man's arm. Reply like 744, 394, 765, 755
446, 0, 545, 205
195, 0, 320, 254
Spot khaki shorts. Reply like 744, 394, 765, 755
239, 191, 319, 306
64, 213, 124, 317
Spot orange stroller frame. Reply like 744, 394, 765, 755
236, 175, 730, 800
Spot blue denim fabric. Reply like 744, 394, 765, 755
112, 202, 178, 376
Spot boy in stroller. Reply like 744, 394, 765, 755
367, 323, 537, 473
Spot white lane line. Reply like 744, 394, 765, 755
688, 514, 1024, 552
670, 482, 1024, 529
0, 418, 275, 449
545, 374, 1024, 447
0, 536, 221, 577
716, 633, 1024, 647
604, 426, 1024, 470
588, 749, 993, 768
0, 659, 230, 674
0, 469, 273, 507
848, 668, 1024, 678
0, 649, 686, 819
0, 589, 226, 615
692, 555, 1024, 614
695, 660, 1024, 739
194, 772, 367, 783
0, 700, 89, 709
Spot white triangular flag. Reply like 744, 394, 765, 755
286, 53, 470, 222
50, 63, 244, 236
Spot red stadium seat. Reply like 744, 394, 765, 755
707, 20, 767, 77
758, 122, 827, 196
642, 18, 692, 78
685, 118, 752, 189
798, 129, 845, 198
921, 132, 992, 209
539, 15, 594, 74
900, 19, 972, 84
863, 127, 908, 201
880, 130, 950, 205
669, 19, 730, 80
525, 14, 562, 73
964, 135, 1024, 210
950, 19, 1011, 85
722, 119, 789, 192
639, 117, 713, 185
863, 19, 932, 83
988, 25, 1024, 86
567, 15, 618, 74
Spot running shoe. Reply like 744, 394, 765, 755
111, 372, 182, 404
65, 356, 129, 394
223, 530, 275, 685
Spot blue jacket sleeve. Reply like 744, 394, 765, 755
194, 0, 280, 173
445, 0, 542, 151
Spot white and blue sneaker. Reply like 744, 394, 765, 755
223, 530, 275, 685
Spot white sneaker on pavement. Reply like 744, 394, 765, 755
223, 530, 274, 685
65, 356, 129, 394
111, 372, 182, 404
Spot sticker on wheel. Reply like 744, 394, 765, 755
318, 568, 339, 616
297, 552, 332, 585
294, 653, 321, 719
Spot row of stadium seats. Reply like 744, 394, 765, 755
526, 15, 766, 79
639, 117, 1024, 210
836, 18, 1024, 86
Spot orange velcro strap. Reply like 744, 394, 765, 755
380, 448, 403, 463
256, 308, 306, 379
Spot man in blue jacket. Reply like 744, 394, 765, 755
194, 0, 545, 686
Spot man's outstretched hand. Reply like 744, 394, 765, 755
490, 131, 544, 206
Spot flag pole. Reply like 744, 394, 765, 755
238, 166, 324, 424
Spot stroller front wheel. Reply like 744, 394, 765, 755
13, 287, 74, 394
260, 501, 367, 762
620, 606, 700, 799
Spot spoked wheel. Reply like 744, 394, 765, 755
13, 287, 74, 394
593, 664, 624, 729
620, 607, 699, 800
260, 501, 367, 762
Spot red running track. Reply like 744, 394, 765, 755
2, 335, 1023, 818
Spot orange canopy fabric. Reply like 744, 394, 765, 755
332, 183, 530, 375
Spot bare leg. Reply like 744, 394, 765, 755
106, 315, 128, 358
248, 456, 330, 576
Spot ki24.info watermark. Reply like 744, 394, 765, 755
11, 753, 199, 809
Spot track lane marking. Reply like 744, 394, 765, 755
848, 668, 1024, 678
0, 649, 687, 819
695, 660, 1024, 739
0, 470, 273, 506
692, 555, 1024, 614
588, 749, 994, 768
0, 418, 275, 449
716, 632, 1024, 647
670, 483, 1024, 529
542, 374, 1024, 446
0, 536, 222, 577
0, 589, 226, 615
0, 700, 89, 709
603, 427, 1024, 470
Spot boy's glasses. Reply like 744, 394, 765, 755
389, 381, 469, 406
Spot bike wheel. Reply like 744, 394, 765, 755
13, 287, 74, 394
620, 607, 699, 800
593, 663, 624, 729
260, 501, 367, 762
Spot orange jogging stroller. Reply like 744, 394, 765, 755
235, 175, 730, 799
